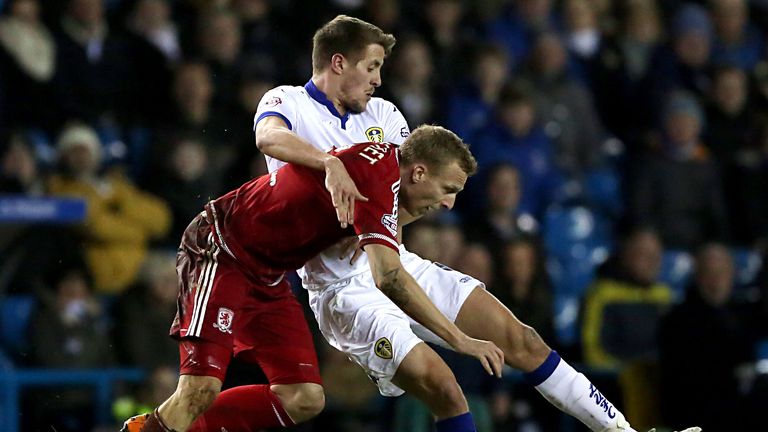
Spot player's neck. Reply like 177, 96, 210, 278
311, 73, 347, 116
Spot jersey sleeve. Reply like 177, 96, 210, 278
381, 101, 411, 145
340, 144, 401, 253
253, 87, 300, 131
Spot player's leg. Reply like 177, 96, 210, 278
187, 285, 324, 431
455, 286, 632, 431
391, 342, 478, 432
308, 279, 479, 432
400, 249, 634, 432
123, 218, 238, 432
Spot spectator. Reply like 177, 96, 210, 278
454, 242, 495, 288
463, 163, 538, 255
435, 223, 466, 269
495, 237, 553, 343
0, 133, 86, 296
197, 7, 243, 113
486, 0, 556, 63
0, 0, 57, 131
721, 119, 768, 247
523, 31, 607, 175
0, 132, 44, 195
709, 0, 763, 71
704, 65, 751, 162
650, 4, 713, 102
378, 34, 437, 126
145, 133, 219, 244
630, 91, 728, 250
403, 220, 441, 262
27, 264, 114, 432
582, 228, 673, 368
593, 0, 664, 149
123, 0, 179, 126
659, 243, 754, 431
562, 0, 602, 83
53, 0, 133, 126
582, 228, 673, 430
470, 82, 560, 218
47, 123, 171, 293
444, 43, 509, 140
165, 60, 236, 173
419, 0, 472, 89
114, 250, 179, 369
222, 72, 272, 190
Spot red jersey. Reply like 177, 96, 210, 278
206, 142, 400, 277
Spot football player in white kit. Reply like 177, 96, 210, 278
254, 15, 700, 432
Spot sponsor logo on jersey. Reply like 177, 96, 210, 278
375, 337, 393, 359
265, 96, 282, 107
400, 126, 410, 138
213, 307, 234, 333
365, 126, 384, 143
380, 179, 400, 236
459, 276, 471, 283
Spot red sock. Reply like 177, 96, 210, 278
187, 384, 296, 431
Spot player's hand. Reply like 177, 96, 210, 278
324, 156, 368, 228
453, 335, 504, 378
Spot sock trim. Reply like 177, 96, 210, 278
523, 350, 561, 386
435, 412, 475, 432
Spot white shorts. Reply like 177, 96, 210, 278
307, 247, 483, 396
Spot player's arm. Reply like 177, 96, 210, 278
364, 243, 505, 377
255, 115, 367, 228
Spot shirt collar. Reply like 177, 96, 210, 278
304, 79, 350, 129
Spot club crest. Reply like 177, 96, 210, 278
213, 308, 234, 334
366, 126, 384, 143
374, 337, 393, 359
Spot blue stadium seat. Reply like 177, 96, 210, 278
543, 206, 612, 261
659, 250, 694, 301
584, 168, 623, 216
0, 295, 36, 357
553, 293, 581, 346
731, 248, 762, 288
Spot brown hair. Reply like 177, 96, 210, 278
311, 15, 397, 73
400, 125, 477, 176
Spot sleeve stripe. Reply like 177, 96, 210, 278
255, 111, 293, 131
358, 233, 399, 250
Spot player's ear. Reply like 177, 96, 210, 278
331, 53, 345, 75
411, 164, 426, 183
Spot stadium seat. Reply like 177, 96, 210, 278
731, 248, 762, 288
543, 206, 612, 261
0, 295, 36, 358
584, 168, 623, 217
553, 293, 581, 346
659, 250, 694, 301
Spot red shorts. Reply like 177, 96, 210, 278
170, 213, 321, 385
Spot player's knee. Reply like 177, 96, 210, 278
503, 323, 550, 370
273, 383, 325, 423
175, 376, 221, 418
422, 370, 466, 412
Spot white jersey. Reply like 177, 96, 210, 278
255, 80, 410, 286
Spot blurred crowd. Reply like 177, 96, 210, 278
1, 0, 768, 431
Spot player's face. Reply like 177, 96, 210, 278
402, 161, 467, 219
339, 44, 385, 114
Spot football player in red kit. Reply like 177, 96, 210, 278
122, 125, 503, 432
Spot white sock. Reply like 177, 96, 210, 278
524, 351, 633, 432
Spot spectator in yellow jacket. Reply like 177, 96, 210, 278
47, 123, 171, 293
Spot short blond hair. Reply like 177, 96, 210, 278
399, 125, 477, 176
